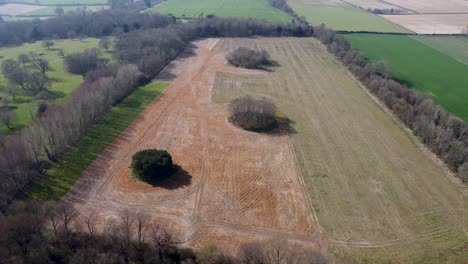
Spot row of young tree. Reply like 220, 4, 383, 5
0, 16, 312, 208
0, 201, 327, 264
0, 10, 176, 47
314, 25, 468, 183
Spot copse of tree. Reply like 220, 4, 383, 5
41, 39, 54, 50
131, 149, 176, 182
227, 47, 270, 69
314, 23, 468, 183
0, 107, 17, 130
64, 49, 106, 77
228, 96, 277, 131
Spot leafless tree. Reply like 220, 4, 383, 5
42, 40, 54, 50
227, 47, 270, 69
0, 108, 17, 130
17, 54, 30, 68
228, 96, 277, 131
5, 85, 19, 101
32, 58, 50, 76
99, 37, 111, 52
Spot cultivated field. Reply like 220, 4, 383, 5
342, 0, 411, 13
413, 35, 468, 65
213, 38, 468, 263
59, 39, 318, 252
345, 33, 468, 121
287, 0, 410, 32
0, 38, 109, 132
383, 0, 468, 13
381, 14, 468, 34
0, 3, 45, 16
150, 0, 292, 22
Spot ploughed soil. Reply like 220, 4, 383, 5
64, 39, 318, 252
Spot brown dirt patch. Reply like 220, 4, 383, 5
64, 38, 317, 252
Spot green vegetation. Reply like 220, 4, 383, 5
26, 82, 167, 200
345, 33, 468, 121
0, 38, 110, 132
287, 0, 410, 32
150, 0, 292, 22
6, 0, 107, 5
131, 149, 176, 183
413, 35, 468, 65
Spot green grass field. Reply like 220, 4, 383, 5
287, 0, 410, 32
150, 0, 293, 22
345, 33, 468, 121
413, 35, 468, 65
0, 38, 110, 133
6, 0, 106, 5
26, 82, 167, 200
20, 5, 106, 16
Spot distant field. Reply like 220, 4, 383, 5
413, 35, 468, 65
345, 33, 468, 121
6, 0, 106, 5
27, 82, 167, 200
150, 0, 292, 22
0, 38, 108, 132
381, 14, 468, 34
0, 3, 45, 15
342, 0, 411, 12
214, 37, 468, 263
383, 0, 468, 13
20, 5, 106, 16
287, 0, 410, 32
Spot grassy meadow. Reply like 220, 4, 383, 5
345, 33, 468, 121
287, 0, 410, 32
150, 0, 293, 22
27, 82, 168, 200
6, 0, 106, 5
0, 37, 110, 133
20, 5, 107, 16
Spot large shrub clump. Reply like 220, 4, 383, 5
226, 47, 270, 69
131, 149, 176, 183
228, 96, 277, 132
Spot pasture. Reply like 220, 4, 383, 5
0, 38, 108, 132
213, 37, 468, 263
345, 33, 468, 121
413, 35, 468, 65
19, 5, 106, 16
150, 0, 292, 22
6, 0, 106, 5
287, 0, 410, 32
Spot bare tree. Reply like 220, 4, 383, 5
42, 40, 54, 50
228, 96, 277, 131
99, 37, 111, 52
5, 85, 19, 101
55, 204, 77, 234
227, 47, 270, 69
0, 108, 17, 130
32, 58, 50, 76
17, 54, 30, 68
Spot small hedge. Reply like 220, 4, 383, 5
226, 47, 270, 69
228, 96, 277, 132
131, 149, 176, 183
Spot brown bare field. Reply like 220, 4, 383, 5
382, 0, 468, 13
381, 14, 468, 34
0, 3, 45, 15
64, 39, 318, 252
212, 38, 468, 263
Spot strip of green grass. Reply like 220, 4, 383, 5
26, 82, 167, 201
345, 33, 468, 121
150, 0, 292, 23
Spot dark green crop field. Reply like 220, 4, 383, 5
345, 33, 468, 121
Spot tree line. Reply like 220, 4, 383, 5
0, 10, 175, 47
0, 16, 312, 208
0, 201, 327, 264
314, 24, 468, 183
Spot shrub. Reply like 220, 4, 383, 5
131, 149, 175, 182
228, 96, 277, 131
226, 47, 270, 69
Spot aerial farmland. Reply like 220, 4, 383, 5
0, 0, 467, 263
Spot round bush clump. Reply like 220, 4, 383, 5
226, 47, 270, 69
131, 149, 176, 183
228, 96, 277, 132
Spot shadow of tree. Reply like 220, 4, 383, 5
146, 166, 192, 190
